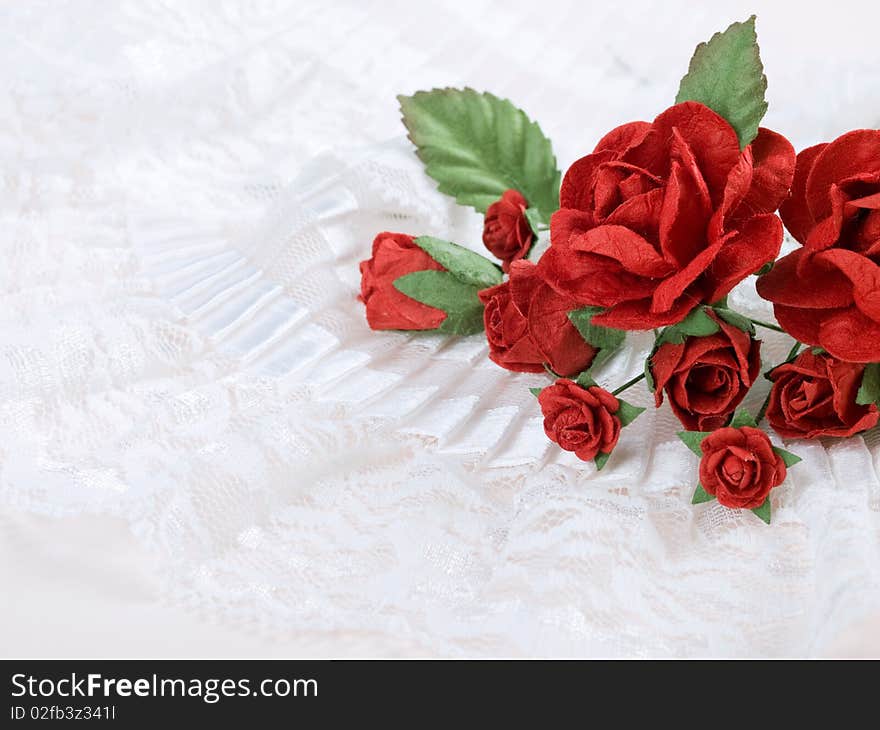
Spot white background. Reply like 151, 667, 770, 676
2, 0, 880, 657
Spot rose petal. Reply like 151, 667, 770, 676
757, 249, 854, 309
818, 307, 880, 363
780, 143, 828, 245
734, 127, 796, 218
806, 130, 880, 221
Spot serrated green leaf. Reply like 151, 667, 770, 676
752, 498, 771, 524
692, 483, 715, 504
413, 236, 502, 288
616, 399, 645, 428
595, 452, 611, 471
772, 446, 801, 468
575, 371, 597, 388
657, 306, 720, 345
529, 387, 543, 398
857, 363, 880, 406
730, 410, 758, 428
675, 16, 768, 149
393, 270, 484, 335
713, 307, 755, 335
568, 306, 627, 352
398, 88, 560, 219
678, 430, 712, 457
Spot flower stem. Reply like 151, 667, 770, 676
748, 317, 785, 333
612, 372, 646, 396
756, 341, 802, 424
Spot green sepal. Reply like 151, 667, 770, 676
656, 306, 720, 346
773, 446, 802, 468
568, 307, 627, 353
524, 207, 544, 238
398, 88, 560, 220
755, 262, 774, 276
616, 398, 645, 428
574, 371, 597, 388
595, 452, 611, 471
692, 483, 715, 504
644, 356, 655, 392
856, 363, 880, 406
752, 498, 771, 524
678, 430, 713, 457
413, 236, 502, 289
712, 306, 755, 336
811, 347, 826, 356
529, 387, 543, 398
730, 410, 758, 428
393, 270, 484, 335
675, 16, 768, 149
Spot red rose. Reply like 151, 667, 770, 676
482, 189, 535, 271
538, 379, 621, 461
766, 350, 879, 438
477, 281, 544, 373
699, 427, 787, 509
756, 130, 880, 362
359, 232, 446, 330
540, 102, 795, 329
508, 260, 597, 377
651, 311, 761, 431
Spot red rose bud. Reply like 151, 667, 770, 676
766, 350, 879, 439
359, 232, 446, 330
541, 102, 795, 330
482, 189, 535, 271
757, 130, 880, 362
538, 380, 621, 462
651, 311, 761, 431
508, 260, 597, 377
699, 427, 787, 509
478, 281, 544, 373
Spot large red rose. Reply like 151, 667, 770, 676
508, 260, 597, 377
538, 379, 621, 461
359, 232, 446, 330
478, 281, 544, 373
540, 102, 795, 329
766, 350, 879, 438
482, 189, 535, 271
651, 311, 761, 431
699, 427, 787, 509
756, 130, 880, 362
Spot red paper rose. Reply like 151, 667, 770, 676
766, 350, 879, 438
482, 189, 535, 271
538, 379, 621, 461
540, 102, 795, 329
508, 260, 597, 377
699, 427, 787, 509
478, 281, 544, 373
651, 311, 761, 431
359, 232, 446, 330
756, 130, 880, 362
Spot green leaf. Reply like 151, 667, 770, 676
398, 88, 560, 219
524, 207, 544, 238
575, 371, 597, 388
773, 446, 801, 468
568, 307, 627, 352
393, 270, 484, 335
712, 307, 755, 335
675, 16, 768, 149
857, 363, 880, 406
644, 357, 655, 392
755, 262, 774, 276
529, 387, 543, 398
616, 399, 646, 428
413, 236, 502, 289
692, 483, 715, 504
811, 347, 826, 356
595, 452, 611, 471
752, 498, 771, 524
657, 306, 720, 346
730, 410, 758, 428
678, 430, 712, 457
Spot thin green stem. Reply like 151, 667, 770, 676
612, 372, 646, 396
748, 318, 785, 333
756, 341, 802, 424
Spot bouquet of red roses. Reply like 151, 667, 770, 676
357, 17, 880, 524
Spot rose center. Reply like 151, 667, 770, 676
689, 365, 730, 395
721, 453, 746, 484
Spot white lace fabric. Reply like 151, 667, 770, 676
2, 0, 880, 657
